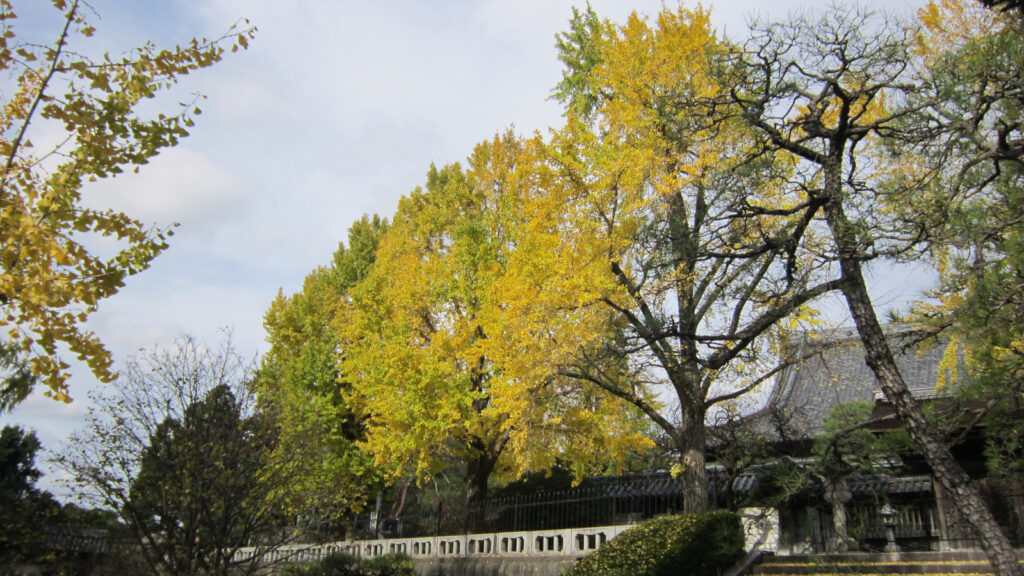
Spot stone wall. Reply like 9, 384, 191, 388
238, 507, 779, 576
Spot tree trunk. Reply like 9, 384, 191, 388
677, 404, 710, 515
466, 454, 494, 507
465, 449, 497, 533
826, 200, 1023, 575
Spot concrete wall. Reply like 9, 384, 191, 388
238, 507, 779, 575
414, 555, 580, 576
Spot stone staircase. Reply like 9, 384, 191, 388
750, 551, 1023, 575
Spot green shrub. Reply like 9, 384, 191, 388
566, 510, 744, 576
290, 552, 415, 576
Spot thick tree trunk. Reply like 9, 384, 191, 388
466, 454, 493, 507
825, 200, 1023, 575
677, 404, 710, 515
465, 448, 497, 532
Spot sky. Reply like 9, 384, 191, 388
1, 0, 931, 497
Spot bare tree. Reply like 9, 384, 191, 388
56, 333, 290, 576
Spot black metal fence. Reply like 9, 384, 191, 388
345, 473, 695, 540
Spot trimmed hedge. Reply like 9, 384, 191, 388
565, 510, 744, 576
289, 552, 415, 576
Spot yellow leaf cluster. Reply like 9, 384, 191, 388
341, 131, 651, 487
915, 0, 999, 63
0, 0, 253, 399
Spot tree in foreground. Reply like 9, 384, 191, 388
56, 334, 287, 576
908, 0, 1024, 484
2, 425, 125, 572
547, 5, 840, 514
721, 3, 1022, 573
0, 0, 254, 401
0, 425, 59, 568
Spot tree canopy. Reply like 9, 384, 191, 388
255, 215, 388, 517
716, 2, 1022, 571
543, 4, 840, 514
130, 384, 275, 576
0, 425, 56, 566
341, 132, 652, 506
908, 0, 1024, 480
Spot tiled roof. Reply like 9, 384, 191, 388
583, 470, 931, 499
847, 474, 933, 495
737, 325, 951, 442
42, 528, 109, 554
585, 470, 761, 497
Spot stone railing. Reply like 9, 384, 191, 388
236, 507, 778, 566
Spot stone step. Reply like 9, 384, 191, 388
754, 561, 995, 574
765, 552, 993, 563
751, 552, 1024, 576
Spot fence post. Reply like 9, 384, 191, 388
514, 495, 520, 533
436, 501, 443, 537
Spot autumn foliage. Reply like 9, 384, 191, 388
0, 0, 253, 400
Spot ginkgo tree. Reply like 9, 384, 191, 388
255, 215, 387, 519
545, 5, 841, 514
0, 0, 253, 401
342, 131, 652, 510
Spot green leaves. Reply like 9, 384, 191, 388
553, 5, 605, 120
567, 511, 743, 576
255, 215, 388, 515
56, 334, 286, 575
907, 1, 1024, 479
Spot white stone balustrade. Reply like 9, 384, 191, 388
234, 507, 778, 565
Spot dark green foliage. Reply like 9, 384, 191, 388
816, 402, 906, 478
911, 3, 1024, 482
127, 384, 277, 575
1, 426, 137, 573
0, 425, 41, 502
362, 554, 416, 576
57, 334, 293, 574
0, 343, 35, 413
0, 425, 59, 565
291, 553, 361, 576
291, 552, 415, 576
566, 510, 744, 576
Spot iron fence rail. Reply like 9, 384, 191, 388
346, 474, 698, 540
334, 474, 1024, 554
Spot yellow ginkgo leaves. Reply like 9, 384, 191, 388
0, 0, 253, 401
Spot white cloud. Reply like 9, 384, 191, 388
83, 146, 245, 233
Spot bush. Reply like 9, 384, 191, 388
291, 552, 415, 576
566, 510, 744, 576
